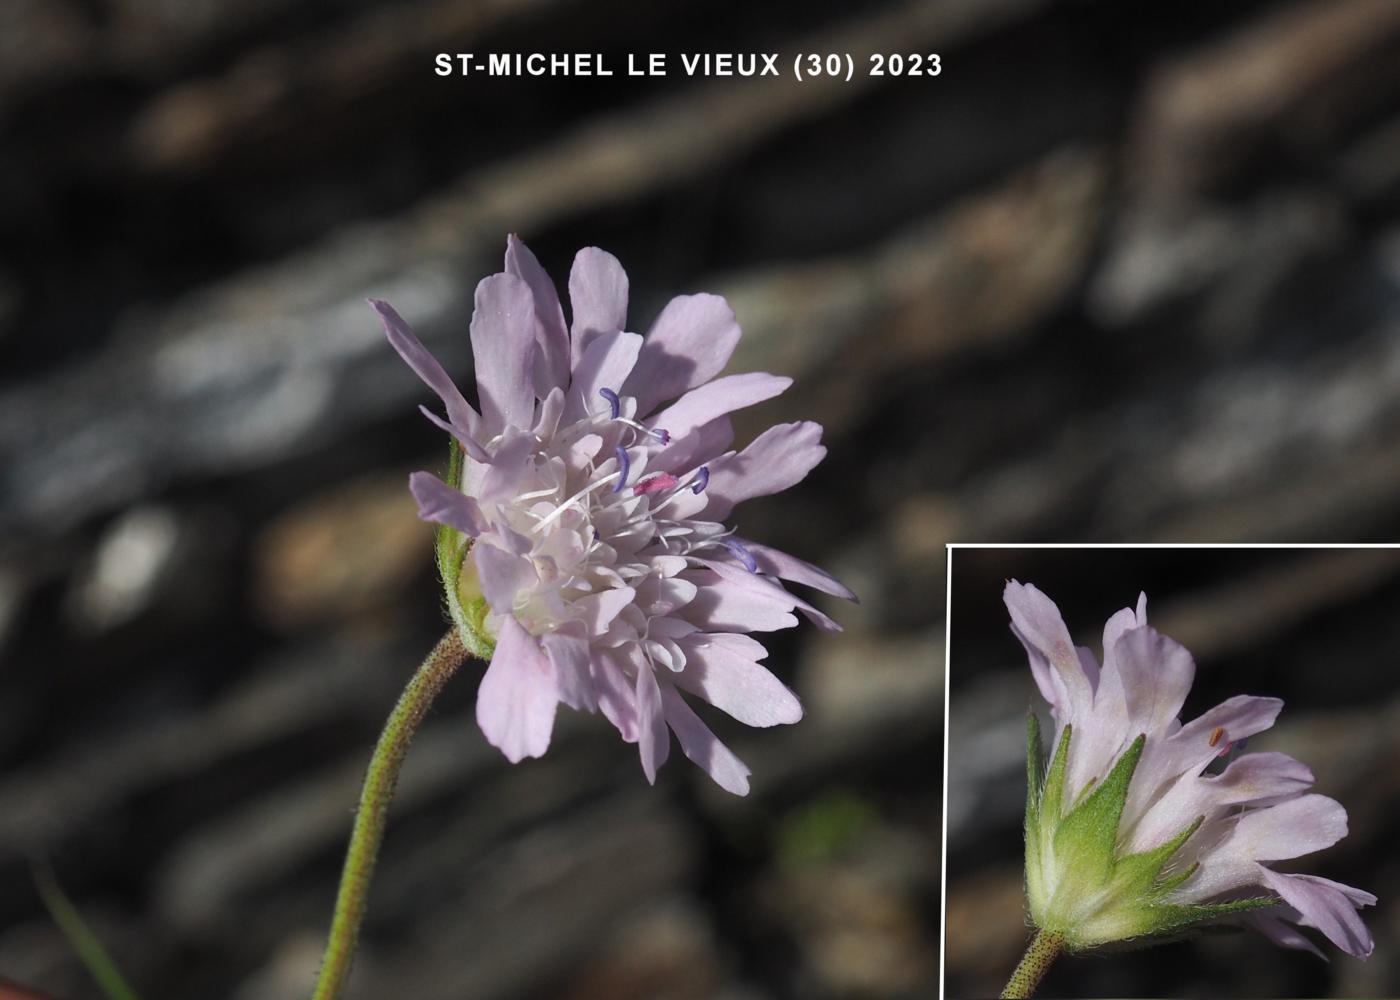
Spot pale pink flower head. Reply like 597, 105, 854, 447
1006, 580, 1375, 958
376, 236, 853, 794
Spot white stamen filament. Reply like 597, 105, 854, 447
532, 472, 620, 532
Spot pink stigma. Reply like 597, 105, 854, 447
634, 473, 679, 497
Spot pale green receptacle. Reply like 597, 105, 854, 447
434, 440, 496, 660
1022, 714, 1275, 951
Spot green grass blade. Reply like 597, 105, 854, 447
32, 865, 141, 1000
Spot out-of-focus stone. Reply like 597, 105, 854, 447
1131, 0, 1400, 199
758, 827, 936, 995
0, 635, 406, 851
124, 0, 569, 173
341, 789, 701, 1000
0, 565, 22, 655
0, 0, 93, 98
253, 470, 427, 629
943, 868, 1028, 990
728, 150, 1107, 430
66, 504, 181, 632
558, 899, 727, 1000
890, 493, 961, 565
228, 930, 325, 1000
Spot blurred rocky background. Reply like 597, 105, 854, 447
947, 548, 1400, 998
2, 0, 1400, 996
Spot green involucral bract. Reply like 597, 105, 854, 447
434, 441, 495, 660
1023, 714, 1275, 951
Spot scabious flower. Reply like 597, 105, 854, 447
1006, 581, 1374, 958
374, 236, 853, 794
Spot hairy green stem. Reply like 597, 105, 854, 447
311, 630, 468, 1000
1000, 928, 1063, 999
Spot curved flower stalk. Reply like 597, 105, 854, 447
378, 235, 853, 793
1000, 581, 1374, 998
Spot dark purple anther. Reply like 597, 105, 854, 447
721, 537, 759, 573
652, 428, 671, 445
691, 466, 710, 494
599, 387, 621, 420
612, 445, 630, 492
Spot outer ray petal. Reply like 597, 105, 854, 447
475, 615, 558, 762
660, 684, 751, 795
702, 421, 826, 521
673, 634, 800, 727
505, 234, 570, 394
408, 471, 486, 536
568, 247, 628, 363
470, 273, 538, 434
1257, 869, 1375, 958
624, 293, 741, 415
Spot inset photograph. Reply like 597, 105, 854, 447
944, 546, 1397, 999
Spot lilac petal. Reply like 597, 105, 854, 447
1011, 622, 1069, 718
408, 471, 487, 536
1003, 581, 1093, 720
371, 299, 488, 457
1100, 607, 1140, 664
572, 586, 637, 635
697, 558, 840, 632
741, 540, 857, 602
593, 649, 639, 742
1233, 793, 1349, 860
1246, 911, 1327, 960
674, 634, 801, 727
702, 421, 827, 521
1113, 625, 1195, 735
634, 575, 698, 619
1061, 646, 1128, 802
1093, 601, 1140, 734
1185, 794, 1351, 901
475, 615, 558, 763
564, 329, 644, 424
533, 385, 566, 441
1173, 695, 1284, 756
1208, 751, 1315, 802
1127, 752, 1315, 853
1258, 869, 1375, 958
473, 542, 535, 614
1124, 695, 1285, 830
681, 572, 800, 633
636, 665, 670, 783
647, 373, 792, 441
568, 247, 629, 363
470, 273, 538, 434
1093, 604, 1135, 715
624, 293, 742, 415
1075, 645, 1102, 694
1152, 694, 1285, 789
541, 621, 595, 713
659, 684, 751, 795
651, 416, 735, 475
505, 234, 570, 395
476, 430, 536, 503
416, 406, 490, 462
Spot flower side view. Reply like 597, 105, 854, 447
1000, 581, 1374, 997
375, 236, 854, 794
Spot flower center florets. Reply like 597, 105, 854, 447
480, 387, 751, 639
